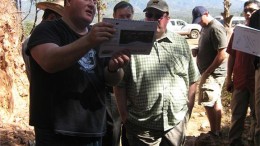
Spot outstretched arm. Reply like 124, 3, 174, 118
30, 22, 116, 73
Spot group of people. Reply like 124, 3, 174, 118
193, 1, 260, 146
21, 0, 260, 146
226, 1, 260, 146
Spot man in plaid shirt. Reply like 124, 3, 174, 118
114, 0, 200, 145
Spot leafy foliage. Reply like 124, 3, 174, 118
23, 21, 34, 38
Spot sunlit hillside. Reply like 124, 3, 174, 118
21, 0, 245, 24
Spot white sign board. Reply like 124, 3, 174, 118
232, 25, 260, 57
99, 18, 157, 57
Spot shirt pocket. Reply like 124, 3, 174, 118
165, 55, 189, 77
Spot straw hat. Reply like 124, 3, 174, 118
36, 0, 64, 16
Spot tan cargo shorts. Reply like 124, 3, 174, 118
197, 75, 225, 107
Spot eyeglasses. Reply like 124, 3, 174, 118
244, 8, 257, 13
145, 12, 166, 20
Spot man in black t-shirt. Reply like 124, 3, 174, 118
26, 0, 130, 145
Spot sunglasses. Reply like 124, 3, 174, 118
145, 12, 166, 20
244, 8, 257, 13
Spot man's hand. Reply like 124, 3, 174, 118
104, 50, 130, 86
198, 72, 210, 99
191, 47, 198, 57
85, 22, 116, 48
225, 78, 234, 93
108, 50, 131, 72
199, 72, 210, 88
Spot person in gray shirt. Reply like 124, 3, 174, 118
192, 6, 228, 141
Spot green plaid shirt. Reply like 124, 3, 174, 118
118, 32, 200, 131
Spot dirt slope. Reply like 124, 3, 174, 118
0, 0, 33, 145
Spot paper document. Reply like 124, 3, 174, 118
99, 18, 157, 57
232, 25, 260, 57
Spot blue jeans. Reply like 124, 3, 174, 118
34, 128, 102, 146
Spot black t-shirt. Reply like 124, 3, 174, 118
27, 19, 106, 137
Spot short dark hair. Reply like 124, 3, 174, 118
249, 9, 260, 29
42, 9, 61, 20
244, 0, 260, 8
113, 1, 134, 14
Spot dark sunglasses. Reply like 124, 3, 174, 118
145, 12, 165, 20
244, 8, 257, 13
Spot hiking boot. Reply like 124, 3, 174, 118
207, 131, 222, 138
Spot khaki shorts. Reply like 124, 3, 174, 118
125, 114, 189, 146
197, 75, 225, 107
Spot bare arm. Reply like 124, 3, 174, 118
188, 82, 197, 116
198, 47, 228, 101
200, 48, 228, 82
205, 48, 228, 75
113, 86, 128, 123
226, 54, 235, 92
31, 22, 116, 73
